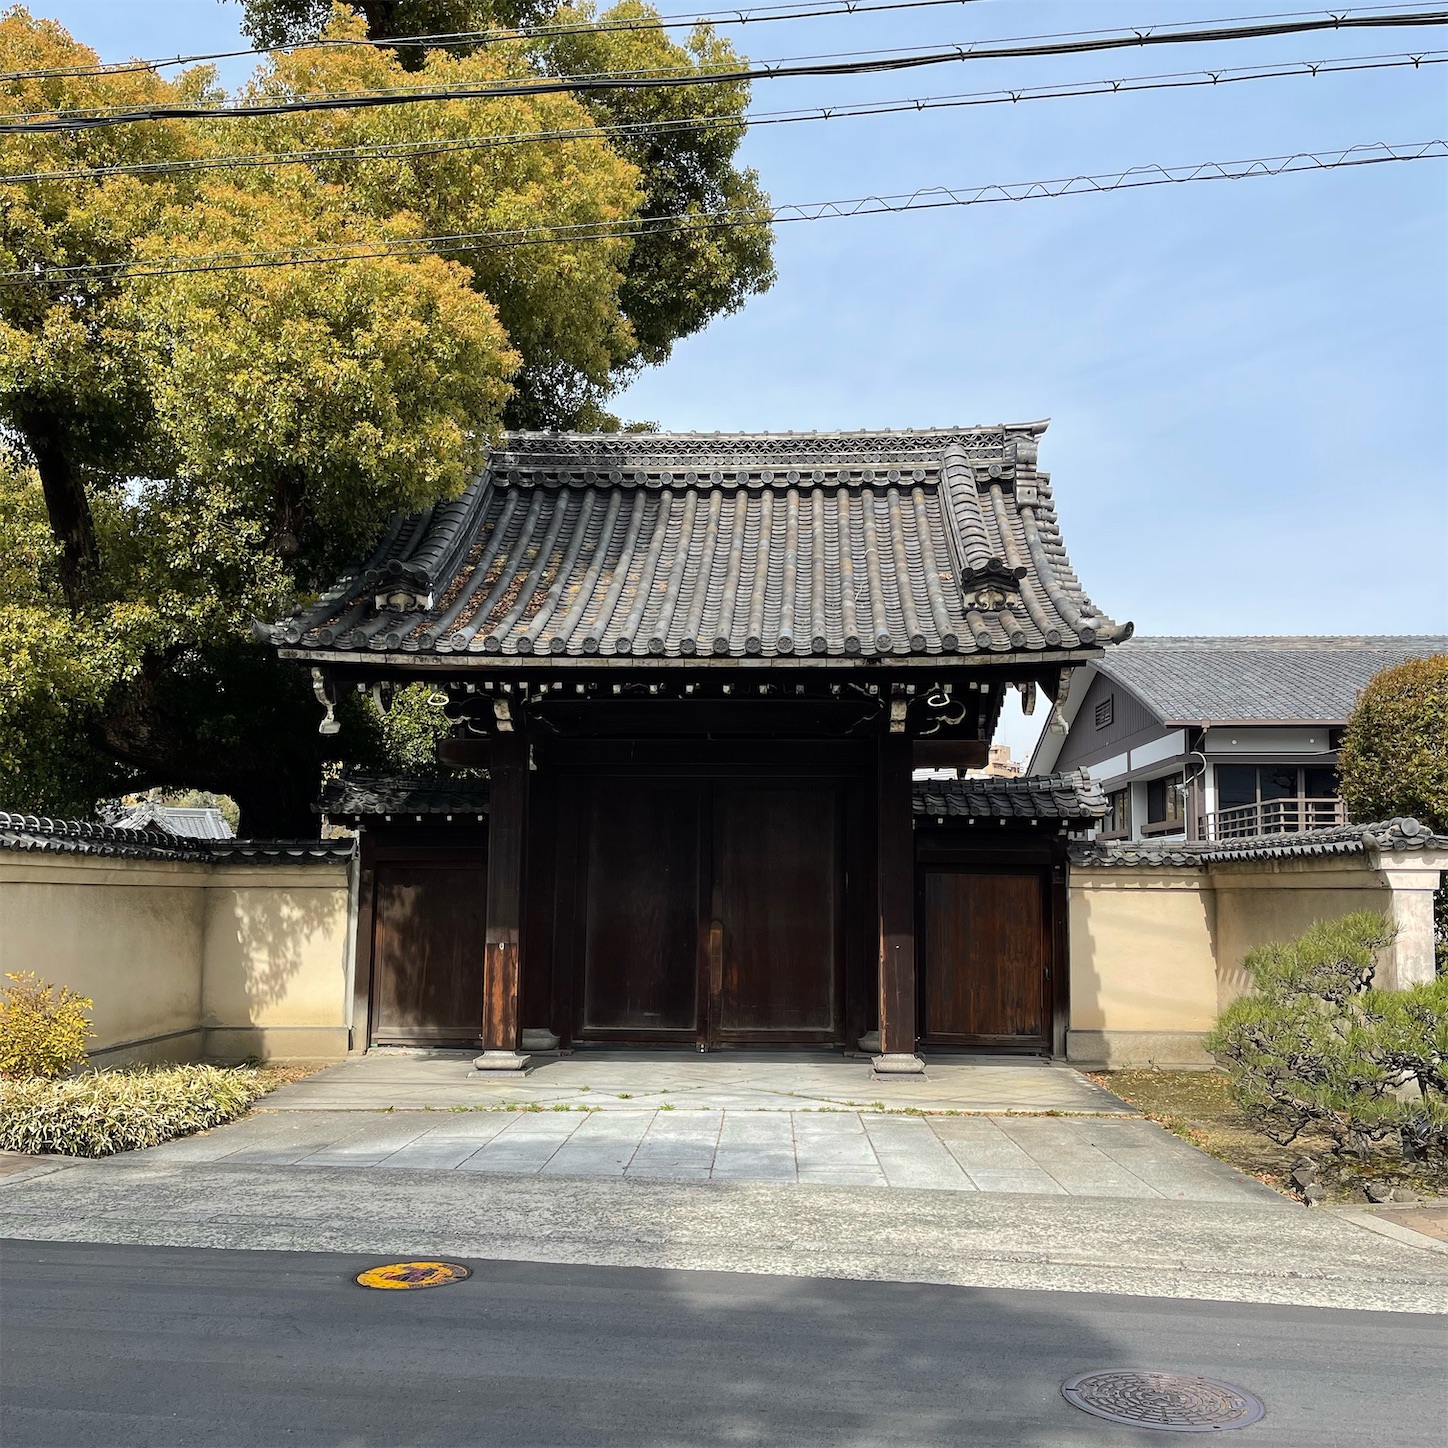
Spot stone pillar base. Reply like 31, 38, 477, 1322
872, 1052, 925, 1075
857, 1030, 880, 1053
472, 1050, 531, 1073
520, 1028, 561, 1052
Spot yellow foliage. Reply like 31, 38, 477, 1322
0, 972, 94, 1080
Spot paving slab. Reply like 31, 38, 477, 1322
261, 1048, 1131, 1116
96, 1102, 1273, 1202
862, 1115, 974, 1190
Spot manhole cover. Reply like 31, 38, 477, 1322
1061, 1371, 1265, 1432
355, 1261, 472, 1290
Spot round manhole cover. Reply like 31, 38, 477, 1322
1061, 1371, 1265, 1432
355, 1261, 472, 1291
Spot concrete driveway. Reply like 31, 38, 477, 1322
116, 1049, 1278, 1204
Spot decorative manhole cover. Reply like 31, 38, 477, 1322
355, 1261, 472, 1291
1061, 1371, 1265, 1432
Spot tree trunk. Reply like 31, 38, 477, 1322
24, 409, 99, 609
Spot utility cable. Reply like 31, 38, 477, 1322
3, 141, 1440, 283
0, 0, 1002, 80
0, 50, 1439, 186
0, 8, 1444, 134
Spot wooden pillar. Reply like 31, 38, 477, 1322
476, 728, 529, 1069
875, 729, 923, 1073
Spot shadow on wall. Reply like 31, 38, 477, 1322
203, 874, 350, 1023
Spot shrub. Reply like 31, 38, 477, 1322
0, 972, 93, 1079
1338, 655, 1448, 831
1206, 911, 1448, 1163
0, 1064, 269, 1157
1339, 655, 1448, 973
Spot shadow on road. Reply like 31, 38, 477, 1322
3, 1239, 1441, 1447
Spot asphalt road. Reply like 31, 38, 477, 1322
3, 1239, 1444, 1448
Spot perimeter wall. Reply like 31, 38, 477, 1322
0, 851, 352, 1064
1066, 851, 1439, 1069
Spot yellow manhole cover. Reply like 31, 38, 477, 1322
355, 1261, 472, 1290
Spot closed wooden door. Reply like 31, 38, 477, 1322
579, 780, 703, 1037
714, 786, 840, 1041
573, 777, 843, 1043
920, 868, 1049, 1045
372, 858, 487, 1045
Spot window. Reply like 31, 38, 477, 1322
1209, 765, 1345, 837
1102, 787, 1131, 836
1146, 773, 1185, 833
1094, 695, 1114, 729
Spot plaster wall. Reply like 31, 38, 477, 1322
0, 853, 351, 1064
200, 864, 352, 1061
1067, 867, 1217, 1067
1210, 858, 1390, 1011
1068, 850, 1400, 1068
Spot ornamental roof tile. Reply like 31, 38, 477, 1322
1097, 636, 1447, 725
274, 424, 1127, 663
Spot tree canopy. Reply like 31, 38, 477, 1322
1339, 655, 1448, 834
0, 4, 773, 832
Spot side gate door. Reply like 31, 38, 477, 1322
918, 866, 1051, 1048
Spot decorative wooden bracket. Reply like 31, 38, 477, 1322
311, 668, 340, 736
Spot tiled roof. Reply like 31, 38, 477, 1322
914, 769, 1106, 823
274, 425, 1127, 663
318, 776, 489, 818
1069, 816, 1448, 868
1097, 636, 1447, 725
319, 771, 1104, 825
109, 800, 235, 839
0, 812, 352, 863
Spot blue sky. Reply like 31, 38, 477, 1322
37, 1, 1448, 760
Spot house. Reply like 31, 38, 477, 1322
271, 422, 1132, 1070
1030, 636, 1447, 843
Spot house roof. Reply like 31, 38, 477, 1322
1095, 635, 1447, 726
110, 800, 234, 840
274, 424, 1127, 665
1069, 815, 1448, 867
0, 811, 352, 863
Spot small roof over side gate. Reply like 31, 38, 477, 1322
274, 423, 1128, 665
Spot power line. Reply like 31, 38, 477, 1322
5, 141, 1440, 283
1, 8, 1444, 134
0, 0, 999, 81
1, 50, 1439, 187
0, 0, 1423, 81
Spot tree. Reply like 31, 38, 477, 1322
237, 0, 775, 424
0, 5, 773, 832
1339, 654, 1448, 974
1339, 655, 1448, 833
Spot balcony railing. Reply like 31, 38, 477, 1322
1200, 797, 1346, 842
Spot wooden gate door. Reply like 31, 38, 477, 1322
572, 777, 843, 1044
712, 785, 841, 1043
919, 868, 1049, 1047
371, 854, 487, 1046
577, 779, 704, 1040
